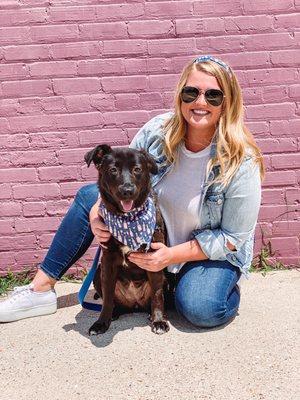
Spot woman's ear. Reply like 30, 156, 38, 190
84, 144, 112, 167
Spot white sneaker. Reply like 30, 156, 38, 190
0, 284, 57, 323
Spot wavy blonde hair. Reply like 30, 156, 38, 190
163, 58, 265, 188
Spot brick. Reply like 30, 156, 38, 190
0, 235, 37, 251
10, 150, 57, 167
38, 166, 80, 182
224, 15, 273, 33
30, 61, 77, 77
41, 97, 66, 113
246, 103, 296, 120
149, 38, 196, 56
78, 129, 128, 146
148, 74, 179, 90
4, 44, 49, 61
65, 95, 92, 113
272, 221, 300, 237
262, 171, 297, 187
13, 183, 60, 200
262, 86, 288, 103
60, 182, 91, 198
30, 25, 79, 43
271, 153, 300, 169
95, 3, 145, 21
18, 98, 43, 115
0, 99, 19, 117
103, 110, 149, 127
247, 121, 269, 136
289, 85, 300, 99
55, 112, 104, 129
261, 189, 285, 205
0, 63, 28, 80
78, 58, 124, 76
270, 237, 299, 257
140, 92, 164, 110
0, 220, 14, 235
53, 78, 101, 95
29, 131, 79, 149
242, 0, 294, 13
46, 200, 70, 216
0, 26, 31, 45
285, 188, 299, 205
194, 0, 243, 16
79, 22, 127, 40
48, 6, 96, 23
270, 50, 300, 67
259, 205, 298, 221
0, 252, 15, 272
129, 20, 174, 38
103, 40, 146, 56
0, 8, 46, 26
102, 76, 147, 93
274, 14, 300, 30
16, 216, 61, 233
50, 41, 102, 60
176, 18, 225, 35
0, 134, 29, 150
39, 233, 55, 248
115, 93, 140, 110
90, 94, 116, 112
270, 120, 300, 137
0, 183, 12, 199
0, 168, 37, 183
0, 118, 10, 133
1, 79, 51, 98
256, 138, 297, 154
145, 1, 193, 18
23, 202, 46, 217
14, 249, 47, 267
0, 202, 22, 217
221, 52, 270, 69
58, 148, 89, 165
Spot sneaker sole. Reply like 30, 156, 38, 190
0, 302, 57, 323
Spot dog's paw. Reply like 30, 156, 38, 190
151, 320, 170, 335
89, 319, 111, 336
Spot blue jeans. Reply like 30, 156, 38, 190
40, 184, 241, 328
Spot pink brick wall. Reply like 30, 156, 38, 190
0, 0, 299, 275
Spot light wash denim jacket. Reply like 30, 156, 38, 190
130, 112, 262, 276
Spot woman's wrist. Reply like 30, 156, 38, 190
169, 240, 208, 264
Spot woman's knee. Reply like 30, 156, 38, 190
175, 289, 228, 328
75, 183, 99, 211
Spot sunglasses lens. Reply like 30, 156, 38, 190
205, 89, 224, 106
181, 86, 199, 103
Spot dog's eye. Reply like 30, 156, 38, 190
108, 167, 118, 175
132, 166, 142, 174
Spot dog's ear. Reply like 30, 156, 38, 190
84, 144, 112, 168
140, 150, 158, 175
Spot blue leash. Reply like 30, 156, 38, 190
78, 247, 102, 312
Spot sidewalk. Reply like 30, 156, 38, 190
1, 270, 299, 400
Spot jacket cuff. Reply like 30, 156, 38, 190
194, 229, 238, 261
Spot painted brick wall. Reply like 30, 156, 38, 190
0, 0, 299, 276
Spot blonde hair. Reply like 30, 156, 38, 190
163, 58, 265, 188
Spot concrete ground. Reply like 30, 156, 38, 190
0, 270, 299, 400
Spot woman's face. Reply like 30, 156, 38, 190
180, 69, 223, 134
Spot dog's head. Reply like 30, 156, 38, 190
85, 145, 158, 214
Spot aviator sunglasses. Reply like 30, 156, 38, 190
180, 86, 225, 107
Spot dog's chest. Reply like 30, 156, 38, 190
120, 245, 131, 268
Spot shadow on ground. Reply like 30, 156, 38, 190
58, 289, 238, 348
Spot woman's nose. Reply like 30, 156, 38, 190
195, 92, 207, 106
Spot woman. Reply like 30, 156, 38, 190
0, 55, 264, 327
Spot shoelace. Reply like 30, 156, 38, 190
9, 285, 33, 303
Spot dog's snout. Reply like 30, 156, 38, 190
118, 183, 135, 198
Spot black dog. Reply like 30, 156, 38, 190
84, 144, 170, 335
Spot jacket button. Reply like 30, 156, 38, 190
217, 199, 222, 205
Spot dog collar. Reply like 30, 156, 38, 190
99, 196, 156, 251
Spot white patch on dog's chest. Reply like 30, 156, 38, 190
120, 245, 131, 267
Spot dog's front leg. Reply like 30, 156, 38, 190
147, 271, 170, 335
89, 253, 118, 335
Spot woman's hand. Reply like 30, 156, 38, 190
89, 201, 111, 245
128, 242, 174, 272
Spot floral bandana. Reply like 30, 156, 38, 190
99, 196, 156, 251
194, 55, 232, 77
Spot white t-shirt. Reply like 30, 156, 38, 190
155, 142, 212, 273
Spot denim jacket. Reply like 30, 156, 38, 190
129, 112, 262, 276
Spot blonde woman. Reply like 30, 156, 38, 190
0, 56, 264, 328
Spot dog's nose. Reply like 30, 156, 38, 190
118, 184, 135, 198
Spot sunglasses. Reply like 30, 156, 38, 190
180, 86, 225, 107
